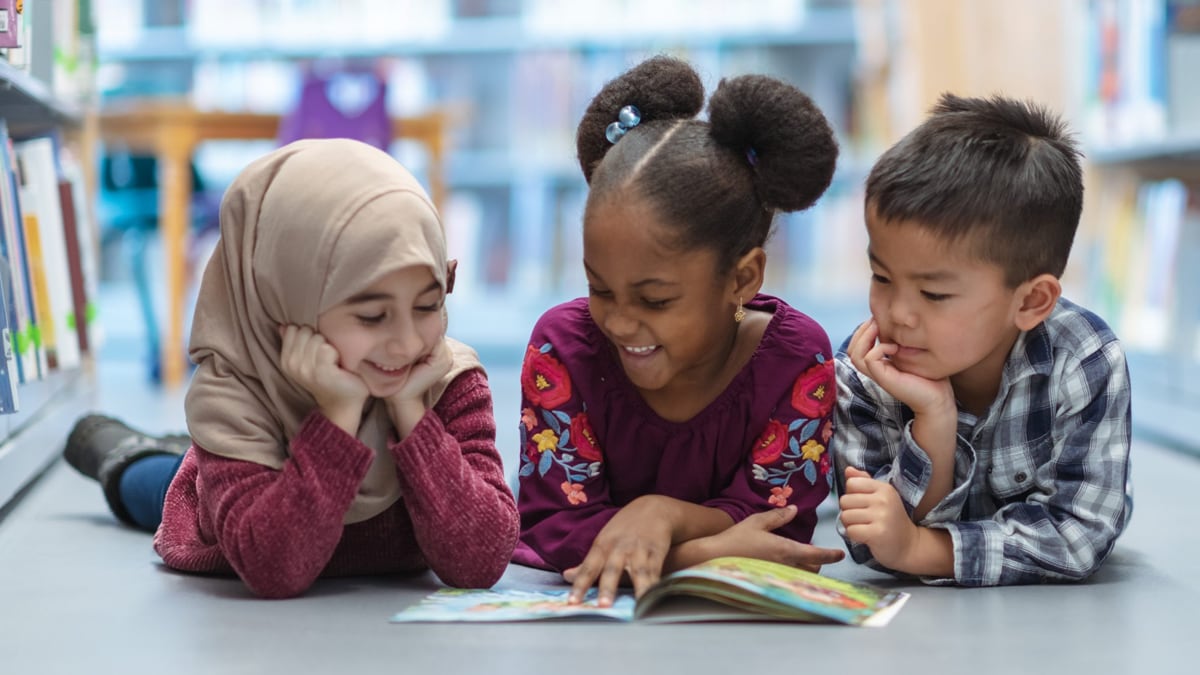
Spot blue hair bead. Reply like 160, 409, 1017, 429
605, 104, 642, 144
618, 105, 641, 128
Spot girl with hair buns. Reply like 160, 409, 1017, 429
63, 139, 518, 598
513, 56, 845, 606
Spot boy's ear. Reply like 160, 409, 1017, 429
731, 247, 767, 300
446, 259, 458, 295
1013, 273, 1061, 331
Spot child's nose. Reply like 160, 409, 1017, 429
386, 324, 423, 359
888, 298, 918, 328
602, 306, 639, 338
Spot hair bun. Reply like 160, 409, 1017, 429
708, 74, 838, 212
576, 55, 705, 183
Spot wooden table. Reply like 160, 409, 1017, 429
97, 102, 448, 387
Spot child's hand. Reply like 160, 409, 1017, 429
846, 319, 955, 417
279, 324, 369, 435
384, 339, 454, 439
838, 466, 919, 571
563, 496, 677, 607
699, 506, 845, 573
397, 339, 454, 403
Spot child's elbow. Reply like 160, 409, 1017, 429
438, 523, 519, 589
240, 570, 319, 599
1059, 545, 1115, 582
437, 556, 510, 589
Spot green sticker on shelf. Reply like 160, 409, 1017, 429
86, 302, 97, 322
66, 312, 76, 330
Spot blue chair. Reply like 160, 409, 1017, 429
98, 150, 220, 382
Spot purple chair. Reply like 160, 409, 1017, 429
276, 64, 393, 150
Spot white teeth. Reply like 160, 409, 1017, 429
623, 345, 657, 355
371, 361, 405, 373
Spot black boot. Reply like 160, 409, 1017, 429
63, 414, 191, 526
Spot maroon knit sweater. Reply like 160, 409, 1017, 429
153, 370, 518, 598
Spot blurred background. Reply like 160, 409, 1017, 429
0, 0, 1197, 505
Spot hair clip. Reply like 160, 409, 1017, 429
745, 147, 759, 167
605, 105, 642, 144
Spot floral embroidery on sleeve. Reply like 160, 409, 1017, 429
518, 343, 602, 506
751, 354, 837, 502
521, 344, 572, 408
792, 354, 835, 418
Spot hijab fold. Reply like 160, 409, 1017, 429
185, 139, 481, 524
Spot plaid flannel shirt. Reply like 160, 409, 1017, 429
833, 298, 1132, 586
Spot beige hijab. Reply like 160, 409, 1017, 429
185, 138, 481, 524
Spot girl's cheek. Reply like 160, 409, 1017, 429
420, 315, 445, 346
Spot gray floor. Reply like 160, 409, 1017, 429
1, 286, 1198, 674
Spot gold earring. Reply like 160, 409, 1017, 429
734, 297, 746, 323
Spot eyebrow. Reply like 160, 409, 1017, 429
343, 280, 441, 305
583, 262, 679, 288
868, 251, 957, 282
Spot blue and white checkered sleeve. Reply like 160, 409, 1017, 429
833, 353, 974, 568
933, 340, 1132, 586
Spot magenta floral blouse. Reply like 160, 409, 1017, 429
512, 294, 835, 572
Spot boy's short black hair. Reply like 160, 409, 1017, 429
865, 93, 1083, 287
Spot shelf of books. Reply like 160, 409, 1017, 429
1077, 0, 1200, 456
0, 0, 100, 511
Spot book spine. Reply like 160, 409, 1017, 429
16, 137, 80, 370
0, 1, 19, 49
3, 139, 40, 380
19, 206, 52, 372
57, 180, 88, 353
0, 248, 19, 413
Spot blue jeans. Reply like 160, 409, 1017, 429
118, 453, 186, 532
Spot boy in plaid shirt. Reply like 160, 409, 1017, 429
834, 93, 1131, 586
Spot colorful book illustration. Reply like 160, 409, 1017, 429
392, 557, 910, 627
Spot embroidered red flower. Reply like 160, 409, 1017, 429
521, 344, 573, 409
768, 485, 794, 507
820, 419, 834, 443
791, 359, 835, 419
520, 407, 537, 431
569, 413, 602, 462
561, 481, 588, 505
819, 452, 831, 476
751, 419, 789, 465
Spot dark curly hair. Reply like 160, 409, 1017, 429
577, 55, 838, 272
866, 93, 1084, 287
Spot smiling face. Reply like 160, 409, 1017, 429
316, 266, 445, 398
583, 194, 739, 398
865, 211, 1025, 401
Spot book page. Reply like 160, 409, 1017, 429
391, 588, 635, 623
637, 556, 909, 627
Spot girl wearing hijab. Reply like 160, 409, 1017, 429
63, 139, 518, 598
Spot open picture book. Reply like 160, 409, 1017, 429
391, 556, 909, 627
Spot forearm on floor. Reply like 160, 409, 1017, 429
909, 412, 958, 521
894, 526, 955, 578
658, 503, 736, 573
